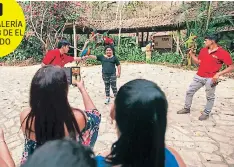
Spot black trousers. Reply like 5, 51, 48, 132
102, 73, 117, 97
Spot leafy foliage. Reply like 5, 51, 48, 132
0, 37, 43, 62
180, 1, 234, 52
0, 1, 84, 62
151, 52, 182, 64
84, 36, 181, 65
20, 1, 84, 51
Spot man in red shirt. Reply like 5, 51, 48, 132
42, 39, 82, 67
177, 34, 234, 120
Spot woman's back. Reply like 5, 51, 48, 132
20, 108, 101, 164
95, 148, 179, 167
104, 79, 185, 167
20, 66, 101, 164
20, 108, 86, 141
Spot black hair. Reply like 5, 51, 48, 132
22, 65, 82, 145
205, 34, 219, 43
105, 45, 115, 55
58, 39, 71, 49
21, 139, 97, 167
107, 79, 168, 167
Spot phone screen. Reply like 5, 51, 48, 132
71, 67, 81, 85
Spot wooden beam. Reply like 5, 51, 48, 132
73, 22, 77, 58
63, 23, 187, 34
141, 32, 144, 47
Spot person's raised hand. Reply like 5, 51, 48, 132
188, 49, 195, 56
76, 79, 85, 91
74, 57, 82, 62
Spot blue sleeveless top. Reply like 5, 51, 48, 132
95, 148, 179, 167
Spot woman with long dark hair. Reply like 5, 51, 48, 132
20, 65, 101, 164
96, 79, 185, 167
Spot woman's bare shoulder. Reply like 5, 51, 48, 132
72, 108, 86, 131
20, 108, 30, 123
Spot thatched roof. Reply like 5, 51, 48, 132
63, 1, 234, 34
63, 1, 184, 34
90, 13, 180, 30
64, 12, 185, 34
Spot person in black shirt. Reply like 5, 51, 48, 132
85, 45, 121, 104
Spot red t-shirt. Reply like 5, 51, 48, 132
42, 49, 74, 67
197, 47, 233, 78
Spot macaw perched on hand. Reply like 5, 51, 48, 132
80, 48, 91, 57
184, 34, 197, 67
185, 35, 197, 50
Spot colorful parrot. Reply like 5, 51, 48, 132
80, 48, 91, 57
184, 34, 197, 67
184, 35, 197, 49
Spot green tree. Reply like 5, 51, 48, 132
20, 1, 84, 54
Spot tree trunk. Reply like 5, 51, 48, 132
118, 3, 122, 49
73, 22, 77, 58
136, 30, 139, 45
42, 43, 47, 56
176, 30, 180, 53
205, 1, 212, 31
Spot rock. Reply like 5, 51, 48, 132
200, 152, 223, 162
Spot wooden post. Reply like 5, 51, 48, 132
146, 32, 149, 43
73, 22, 77, 58
141, 32, 144, 47
118, 3, 122, 50
136, 29, 139, 45
176, 30, 180, 53
70, 33, 73, 46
